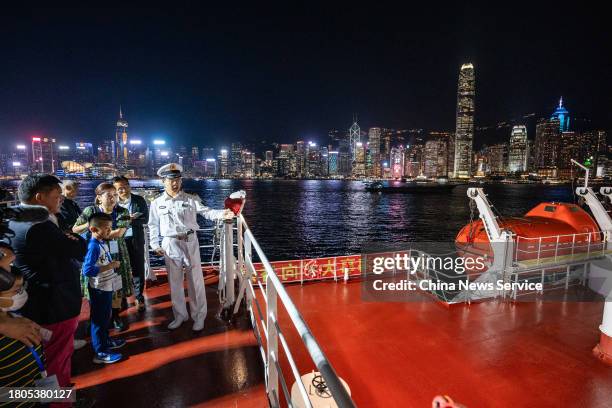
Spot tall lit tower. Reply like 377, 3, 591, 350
368, 127, 381, 156
550, 97, 570, 132
368, 127, 382, 177
508, 125, 528, 173
453, 63, 476, 179
115, 106, 129, 166
349, 116, 361, 161
31, 137, 57, 174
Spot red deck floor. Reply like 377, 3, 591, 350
70, 272, 612, 407
71, 275, 267, 407
275, 279, 612, 407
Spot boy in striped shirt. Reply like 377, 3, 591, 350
82, 213, 126, 364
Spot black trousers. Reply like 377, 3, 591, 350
125, 236, 146, 302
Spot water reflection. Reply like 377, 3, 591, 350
1, 179, 575, 261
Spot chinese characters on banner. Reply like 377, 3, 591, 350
252, 255, 362, 284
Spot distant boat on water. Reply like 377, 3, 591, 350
364, 180, 462, 193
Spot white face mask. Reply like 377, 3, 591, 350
0, 290, 28, 312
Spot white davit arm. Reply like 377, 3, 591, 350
467, 187, 510, 243
600, 187, 612, 206
576, 186, 612, 232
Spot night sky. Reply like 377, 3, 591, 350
0, 5, 609, 148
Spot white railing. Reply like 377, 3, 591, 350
513, 230, 611, 266
233, 214, 356, 408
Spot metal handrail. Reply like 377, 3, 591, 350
237, 214, 355, 408
514, 230, 610, 265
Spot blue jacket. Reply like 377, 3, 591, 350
82, 238, 103, 278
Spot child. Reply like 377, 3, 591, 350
82, 213, 126, 364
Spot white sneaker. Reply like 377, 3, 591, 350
73, 339, 87, 351
192, 320, 204, 332
167, 318, 185, 330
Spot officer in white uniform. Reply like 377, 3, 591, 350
148, 163, 233, 331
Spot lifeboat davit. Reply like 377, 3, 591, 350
456, 202, 601, 263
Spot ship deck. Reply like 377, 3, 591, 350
277, 279, 612, 407
71, 273, 612, 407
71, 273, 267, 407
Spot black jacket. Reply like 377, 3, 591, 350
9, 219, 87, 325
125, 193, 149, 249
57, 197, 81, 233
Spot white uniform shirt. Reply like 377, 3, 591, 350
147, 191, 226, 250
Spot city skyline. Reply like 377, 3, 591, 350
0, 95, 599, 150
0, 5, 609, 147
2, 93, 607, 181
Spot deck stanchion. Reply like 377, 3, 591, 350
587, 232, 592, 259
514, 236, 520, 265
244, 229, 253, 304
266, 276, 279, 405
237, 218, 244, 277
220, 218, 236, 320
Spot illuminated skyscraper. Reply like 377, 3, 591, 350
200, 147, 215, 162
488, 144, 507, 174
115, 106, 129, 166
75, 142, 95, 163
12, 144, 29, 171
230, 143, 244, 176
404, 143, 424, 178
534, 118, 561, 176
31, 137, 57, 174
352, 142, 366, 177
508, 125, 529, 173
368, 127, 381, 177
389, 146, 405, 179
98, 140, 114, 163
551, 97, 570, 132
423, 132, 451, 178
295, 141, 306, 177
381, 128, 393, 159
368, 128, 381, 156
349, 118, 361, 161
192, 147, 200, 161
219, 149, 229, 177
328, 151, 339, 176
558, 131, 580, 169
453, 63, 475, 178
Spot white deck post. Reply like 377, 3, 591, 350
266, 277, 279, 404
223, 218, 236, 308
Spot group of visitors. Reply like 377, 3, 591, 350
0, 162, 232, 406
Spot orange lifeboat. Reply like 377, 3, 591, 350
456, 202, 601, 263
